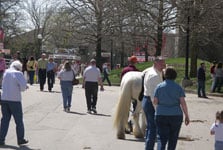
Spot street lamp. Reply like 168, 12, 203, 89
37, 34, 42, 54
182, 1, 193, 88
185, 15, 190, 80
110, 38, 113, 70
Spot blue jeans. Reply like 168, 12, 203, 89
212, 77, 223, 92
215, 141, 223, 150
156, 115, 183, 150
197, 80, 206, 97
60, 81, 73, 109
0, 101, 25, 143
28, 70, 35, 85
102, 74, 111, 86
47, 70, 55, 91
142, 96, 156, 150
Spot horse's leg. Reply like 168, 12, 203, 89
117, 122, 126, 139
114, 85, 132, 140
132, 101, 144, 138
141, 111, 147, 137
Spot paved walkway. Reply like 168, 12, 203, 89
0, 81, 222, 150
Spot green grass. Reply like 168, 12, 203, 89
107, 57, 213, 91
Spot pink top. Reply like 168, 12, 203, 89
0, 58, 6, 71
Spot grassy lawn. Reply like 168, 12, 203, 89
107, 57, 213, 92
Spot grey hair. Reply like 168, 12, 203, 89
10, 60, 22, 71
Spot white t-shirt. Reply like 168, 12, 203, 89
210, 123, 223, 141
83, 65, 101, 82
143, 66, 163, 99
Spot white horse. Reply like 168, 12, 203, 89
113, 71, 146, 139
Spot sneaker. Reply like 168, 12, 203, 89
87, 110, 91, 114
91, 108, 97, 114
67, 107, 70, 112
18, 139, 28, 145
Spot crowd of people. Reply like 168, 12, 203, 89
197, 61, 223, 99
0, 51, 99, 145
210, 61, 223, 93
0, 51, 222, 149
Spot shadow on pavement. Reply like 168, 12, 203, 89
123, 138, 145, 143
0, 145, 40, 150
90, 113, 111, 117
67, 111, 86, 115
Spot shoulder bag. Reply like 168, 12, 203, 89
72, 70, 79, 85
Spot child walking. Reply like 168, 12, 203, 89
210, 110, 223, 150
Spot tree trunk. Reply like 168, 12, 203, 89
96, 35, 102, 70
155, 0, 164, 56
190, 35, 198, 78
95, 0, 103, 70
120, 41, 125, 67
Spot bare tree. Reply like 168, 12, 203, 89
64, 0, 111, 68
177, 0, 223, 77
132, 0, 177, 56
21, 0, 58, 57
0, 0, 22, 51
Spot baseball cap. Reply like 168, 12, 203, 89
128, 56, 138, 63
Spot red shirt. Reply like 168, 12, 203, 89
210, 65, 216, 74
120, 65, 139, 79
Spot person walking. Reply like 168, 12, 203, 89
0, 53, 6, 88
57, 61, 75, 112
26, 56, 37, 85
102, 63, 111, 86
82, 59, 104, 114
71, 60, 80, 76
46, 58, 57, 92
120, 56, 139, 132
0, 60, 28, 146
153, 67, 190, 150
210, 110, 223, 150
212, 62, 223, 93
210, 61, 217, 92
37, 53, 48, 91
142, 57, 166, 150
197, 62, 208, 98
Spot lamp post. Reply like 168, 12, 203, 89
37, 34, 42, 55
185, 15, 190, 80
110, 38, 113, 70
182, 1, 193, 88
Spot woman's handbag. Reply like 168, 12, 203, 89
72, 78, 79, 85
72, 71, 79, 85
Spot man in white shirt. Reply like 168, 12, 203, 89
82, 59, 104, 114
142, 57, 166, 150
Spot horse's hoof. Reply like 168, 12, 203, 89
134, 134, 144, 139
117, 133, 125, 139
133, 131, 144, 139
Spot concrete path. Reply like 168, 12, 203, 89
0, 80, 222, 150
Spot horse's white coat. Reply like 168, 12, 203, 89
113, 71, 146, 139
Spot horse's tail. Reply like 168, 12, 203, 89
113, 78, 132, 131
